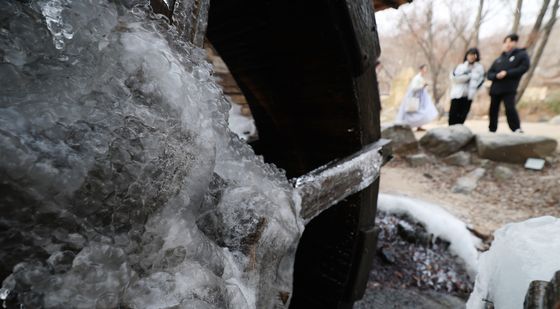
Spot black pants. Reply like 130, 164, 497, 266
489, 93, 521, 132
448, 97, 472, 125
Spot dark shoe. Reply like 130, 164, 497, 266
416, 127, 426, 132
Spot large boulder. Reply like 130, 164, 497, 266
549, 115, 560, 125
476, 134, 558, 164
419, 125, 474, 157
382, 124, 419, 154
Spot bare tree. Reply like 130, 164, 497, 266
511, 0, 523, 33
517, 0, 560, 103
472, 0, 485, 47
401, 0, 464, 105
448, 0, 486, 56
525, 0, 552, 54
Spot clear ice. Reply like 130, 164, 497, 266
0, 0, 304, 308
467, 216, 560, 309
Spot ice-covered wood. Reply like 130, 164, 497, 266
295, 139, 391, 222
523, 271, 560, 309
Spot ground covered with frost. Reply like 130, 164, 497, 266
354, 194, 477, 308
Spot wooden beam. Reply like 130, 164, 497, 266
295, 139, 391, 222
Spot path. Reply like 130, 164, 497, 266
380, 120, 560, 236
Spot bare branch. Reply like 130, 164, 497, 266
517, 0, 559, 103
525, 0, 552, 53
401, 11, 431, 57
472, 0, 485, 47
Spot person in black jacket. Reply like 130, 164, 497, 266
487, 33, 530, 133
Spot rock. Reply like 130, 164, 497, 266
443, 151, 471, 166
379, 246, 397, 264
479, 159, 492, 168
397, 220, 432, 246
381, 124, 419, 154
493, 165, 513, 182
549, 115, 560, 125
452, 168, 486, 194
419, 125, 474, 157
406, 153, 430, 167
476, 134, 558, 164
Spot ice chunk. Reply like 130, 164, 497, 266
0, 1, 303, 308
466, 216, 560, 309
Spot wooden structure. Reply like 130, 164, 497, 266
151, 0, 409, 307
524, 271, 560, 309
206, 2, 382, 307
207, 0, 412, 121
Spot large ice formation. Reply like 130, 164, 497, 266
0, 1, 303, 308
467, 216, 560, 309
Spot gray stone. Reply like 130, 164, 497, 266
480, 159, 491, 168
549, 115, 560, 125
406, 153, 430, 167
493, 165, 514, 182
379, 247, 397, 264
419, 125, 474, 157
452, 168, 486, 194
443, 151, 471, 166
397, 220, 432, 246
381, 124, 419, 154
476, 134, 558, 164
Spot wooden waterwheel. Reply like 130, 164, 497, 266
153, 0, 410, 307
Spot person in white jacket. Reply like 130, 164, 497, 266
448, 48, 485, 125
395, 64, 438, 131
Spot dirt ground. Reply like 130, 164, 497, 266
380, 119, 560, 236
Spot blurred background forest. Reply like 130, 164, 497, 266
375, 0, 560, 123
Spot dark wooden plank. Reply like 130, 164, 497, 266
295, 139, 389, 222
524, 281, 550, 309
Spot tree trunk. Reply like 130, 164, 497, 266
517, 0, 559, 104
525, 0, 551, 54
401, 0, 461, 106
472, 0, 484, 47
426, 1, 440, 104
511, 0, 523, 33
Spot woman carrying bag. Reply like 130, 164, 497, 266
395, 64, 438, 131
448, 48, 485, 125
